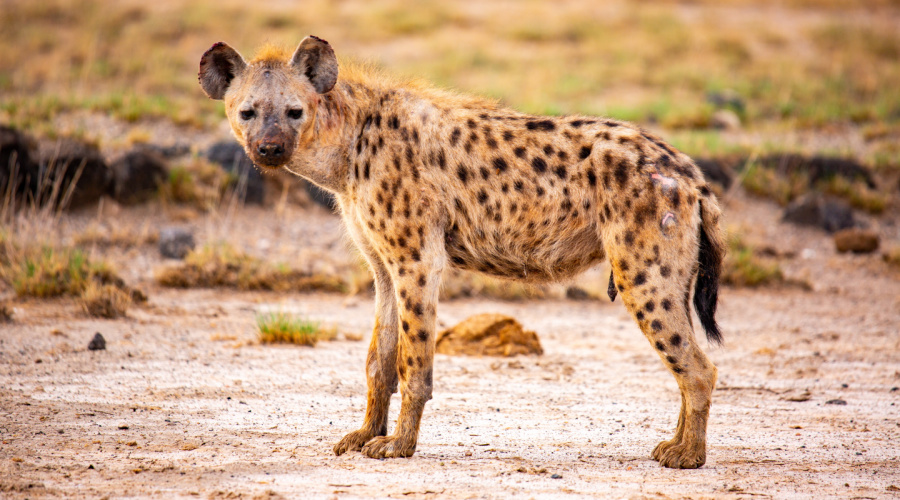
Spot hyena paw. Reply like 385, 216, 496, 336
333, 429, 377, 456
361, 435, 416, 459
652, 439, 706, 469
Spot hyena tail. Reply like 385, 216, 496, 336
693, 195, 726, 345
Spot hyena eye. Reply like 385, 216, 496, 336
240, 109, 255, 120
287, 108, 304, 120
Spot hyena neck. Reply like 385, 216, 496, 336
284, 79, 382, 195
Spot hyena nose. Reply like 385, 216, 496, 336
257, 142, 285, 159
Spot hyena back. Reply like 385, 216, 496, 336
199, 36, 726, 469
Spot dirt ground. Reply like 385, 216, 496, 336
2, 191, 900, 499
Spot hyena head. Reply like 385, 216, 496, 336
198, 36, 338, 171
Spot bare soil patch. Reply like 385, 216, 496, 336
1, 192, 899, 499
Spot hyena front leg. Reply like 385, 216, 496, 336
334, 237, 399, 455
361, 229, 445, 459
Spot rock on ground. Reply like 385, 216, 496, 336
782, 193, 856, 232
110, 149, 168, 205
834, 228, 880, 254
158, 227, 196, 259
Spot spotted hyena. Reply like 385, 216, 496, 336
199, 36, 726, 469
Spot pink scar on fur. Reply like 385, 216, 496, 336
661, 211, 677, 231
651, 171, 678, 191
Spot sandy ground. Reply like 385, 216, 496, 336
2, 194, 900, 499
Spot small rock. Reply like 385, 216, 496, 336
109, 149, 167, 205
158, 227, 195, 259
551, 473, 563, 479
825, 399, 847, 405
87, 332, 106, 351
205, 141, 265, 205
833, 228, 879, 254
565, 286, 591, 301
710, 109, 741, 131
436, 313, 543, 357
782, 193, 856, 233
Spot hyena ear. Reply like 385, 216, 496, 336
199, 42, 247, 100
290, 36, 338, 94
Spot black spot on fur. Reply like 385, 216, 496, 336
661, 298, 672, 311
467, 118, 477, 129
437, 150, 446, 169
673, 366, 684, 374
413, 303, 424, 316
532, 157, 547, 174
651, 319, 663, 331
514, 180, 524, 192
526, 120, 556, 131
514, 147, 526, 158
623, 231, 635, 246
402, 320, 410, 332
666, 355, 677, 364
493, 157, 508, 173
570, 119, 585, 128
554, 165, 567, 179
587, 169, 597, 187
417, 329, 429, 341
655, 340, 665, 351
660, 266, 671, 277
644, 301, 655, 313
503, 130, 515, 142
480, 167, 490, 180
634, 271, 647, 286
670, 334, 681, 347
636, 311, 645, 320
450, 127, 461, 146
477, 189, 489, 204
536, 186, 545, 197
579, 145, 592, 160
457, 165, 469, 183
614, 159, 629, 187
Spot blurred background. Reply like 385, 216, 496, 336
2, 0, 899, 155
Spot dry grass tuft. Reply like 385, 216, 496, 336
80, 281, 132, 318
884, 247, 900, 270
0, 302, 12, 322
155, 243, 346, 293
256, 312, 336, 346
722, 232, 785, 287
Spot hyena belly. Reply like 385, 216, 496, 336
442, 189, 605, 283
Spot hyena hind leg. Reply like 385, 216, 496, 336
609, 249, 718, 469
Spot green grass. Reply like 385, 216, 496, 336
721, 232, 784, 288
1, 0, 898, 135
256, 312, 336, 346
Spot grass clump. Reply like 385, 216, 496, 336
256, 312, 336, 346
721, 232, 784, 287
2, 245, 118, 297
80, 281, 131, 319
740, 161, 809, 206
884, 247, 900, 270
156, 243, 346, 293
0, 239, 138, 317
